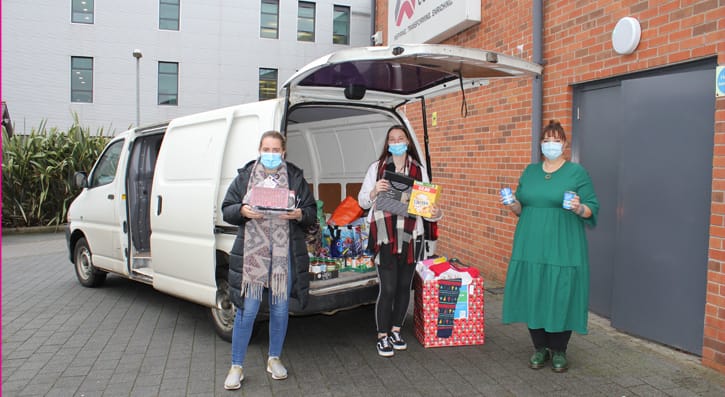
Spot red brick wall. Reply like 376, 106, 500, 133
376, 0, 725, 374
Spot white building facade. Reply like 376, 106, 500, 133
1, 0, 373, 134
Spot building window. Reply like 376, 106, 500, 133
158, 62, 178, 106
160, 0, 180, 30
71, 0, 94, 24
71, 57, 93, 103
297, 2, 315, 42
260, 0, 279, 39
333, 5, 350, 45
259, 68, 278, 100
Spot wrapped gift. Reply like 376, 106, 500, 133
248, 186, 295, 211
413, 273, 485, 348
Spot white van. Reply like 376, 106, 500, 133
66, 44, 541, 341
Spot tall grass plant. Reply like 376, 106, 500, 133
2, 115, 112, 227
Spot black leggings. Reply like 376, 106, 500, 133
375, 243, 418, 335
529, 328, 572, 352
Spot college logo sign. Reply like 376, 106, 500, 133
394, 0, 416, 27
388, 0, 481, 44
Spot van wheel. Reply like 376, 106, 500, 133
210, 277, 235, 342
74, 237, 107, 287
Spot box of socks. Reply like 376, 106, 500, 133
413, 271, 484, 348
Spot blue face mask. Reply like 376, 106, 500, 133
388, 143, 408, 156
260, 152, 283, 169
541, 142, 563, 160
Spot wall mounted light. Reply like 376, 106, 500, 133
612, 17, 641, 55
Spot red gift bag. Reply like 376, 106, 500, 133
413, 273, 485, 348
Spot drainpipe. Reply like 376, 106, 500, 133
531, 0, 543, 162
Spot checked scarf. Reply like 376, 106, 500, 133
369, 156, 422, 264
242, 161, 290, 304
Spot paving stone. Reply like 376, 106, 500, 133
3, 232, 725, 396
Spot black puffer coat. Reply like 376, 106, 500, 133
221, 160, 316, 309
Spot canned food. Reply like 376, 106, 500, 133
500, 187, 515, 205
563, 191, 576, 209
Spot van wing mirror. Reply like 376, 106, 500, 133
73, 171, 88, 188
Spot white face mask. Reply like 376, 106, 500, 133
541, 141, 563, 160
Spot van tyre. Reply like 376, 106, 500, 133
210, 277, 235, 342
73, 237, 107, 287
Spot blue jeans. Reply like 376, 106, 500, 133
231, 261, 292, 366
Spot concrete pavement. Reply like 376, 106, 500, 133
2, 232, 724, 396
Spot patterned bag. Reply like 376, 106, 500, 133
375, 170, 414, 216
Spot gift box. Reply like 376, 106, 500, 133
413, 273, 484, 348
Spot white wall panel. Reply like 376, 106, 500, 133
1, 0, 372, 134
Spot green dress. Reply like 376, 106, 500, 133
502, 161, 599, 334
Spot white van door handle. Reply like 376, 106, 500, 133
107, 194, 114, 199
156, 196, 163, 215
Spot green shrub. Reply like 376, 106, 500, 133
2, 117, 111, 227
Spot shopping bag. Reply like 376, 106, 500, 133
375, 170, 414, 216
327, 196, 363, 226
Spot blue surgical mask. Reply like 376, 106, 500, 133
388, 143, 408, 156
260, 152, 283, 169
541, 142, 563, 160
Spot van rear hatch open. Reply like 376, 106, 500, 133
282, 44, 542, 108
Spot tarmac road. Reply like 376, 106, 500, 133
2, 231, 724, 396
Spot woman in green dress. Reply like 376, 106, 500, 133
501, 120, 599, 372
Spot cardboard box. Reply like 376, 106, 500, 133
413, 274, 484, 348
407, 181, 441, 218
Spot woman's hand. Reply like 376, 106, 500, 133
429, 204, 441, 218
370, 179, 390, 200
241, 204, 264, 219
500, 196, 522, 215
278, 208, 303, 221
570, 195, 588, 217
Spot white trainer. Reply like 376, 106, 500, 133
266, 357, 288, 380
223, 365, 243, 390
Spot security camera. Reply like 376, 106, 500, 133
371, 31, 383, 46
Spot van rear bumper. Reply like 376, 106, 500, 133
289, 284, 378, 315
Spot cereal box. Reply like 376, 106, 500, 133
407, 181, 441, 218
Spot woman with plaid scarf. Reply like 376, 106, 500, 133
358, 125, 443, 357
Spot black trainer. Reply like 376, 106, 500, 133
376, 336, 394, 357
389, 331, 407, 350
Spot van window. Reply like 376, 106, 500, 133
89, 140, 123, 188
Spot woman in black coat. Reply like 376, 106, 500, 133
220, 131, 316, 390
